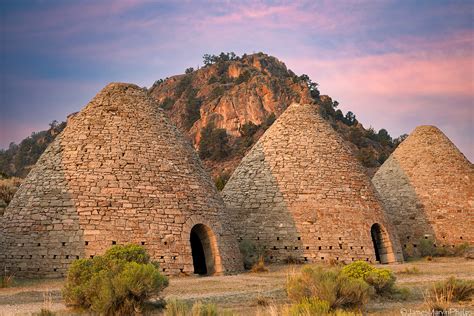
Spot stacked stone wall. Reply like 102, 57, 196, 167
0, 83, 242, 277
222, 103, 403, 264
372, 126, 474, 252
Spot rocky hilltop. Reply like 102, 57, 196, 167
149, 53, 312, 145
149, 52, 401, 183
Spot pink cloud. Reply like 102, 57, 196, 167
194, 1, 368, 34
286, 30, 474, 99
284, 31, 473, 160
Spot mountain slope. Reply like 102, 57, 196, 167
149, 52, 401, 183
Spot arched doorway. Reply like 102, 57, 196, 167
190, 224, 222, 275
371, 223, 395, 264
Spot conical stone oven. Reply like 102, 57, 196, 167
0, 83, 242, 277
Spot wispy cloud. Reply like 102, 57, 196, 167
1, 0, 472, 160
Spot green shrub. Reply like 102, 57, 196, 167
239, 121, 259, 138
63, 244, 168, 315
364, 269, 396, 295
183, 89, 202, 129
214, 173, 230, 191
209, 86, 225, 100
341, 261, 374, 280
199, 123, 230, 161
411, 238, 470, 258
287, 266, 370, 311
356, 148, 378, 168
160, 97, 174, 110
208, 76, 218, 84
452, 242, 470, 257
175, 76, 192, 98
342, 261, 396, 296
389, 286, 412, 301
103, 243, 150, 263
235, 70, 251, 84
418, 238, 436, 257
403, 244, 415, 259
261, 113, 276, 130
288, 298, 330, 315
238, 240, 266, 270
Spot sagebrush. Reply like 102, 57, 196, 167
342, 261, 397, 296
287, 266, 370, 311
425, 276, 474, 309
63, 244, 168, 315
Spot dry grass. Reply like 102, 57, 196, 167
397, 266, 420, 275
255, 294, 270, 307
251, 256, 269, 273
0, 273, 15, 288
424, 277, 474, 312
0, 177, 22, 203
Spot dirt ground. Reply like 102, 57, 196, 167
0, 257, 473, 315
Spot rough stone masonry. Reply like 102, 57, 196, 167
0, 83, 242, 277
222, 103, 404, 265
372, 125, 474, 254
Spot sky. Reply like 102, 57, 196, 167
1, 0, 473, 161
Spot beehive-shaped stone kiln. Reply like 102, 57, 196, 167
222, 103, 403, 264
372, 125, 473, 251
0, 83, 242, 277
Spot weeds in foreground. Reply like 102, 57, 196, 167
0, 275, 14, 288
287, 266, 370, 311
255, 294, 270, 306
165, 299, 190, 316
165, 299, 233, 316
0, 267, 14, 288
251, 256, 269, 273
34, 309, 56, 316
398, 266, 420, 275
288, 298, 330, 315
276, 301, 361, 316
33, 290, 56, 316
424, 277, 474, 312
191, 301, 218, 316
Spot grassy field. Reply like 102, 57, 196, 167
0, 257, 473, 315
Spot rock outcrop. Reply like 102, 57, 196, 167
149, 53, 312, 146
0, 83, 242, 277
222, 103, 403, 264
372, 125, 474, 251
